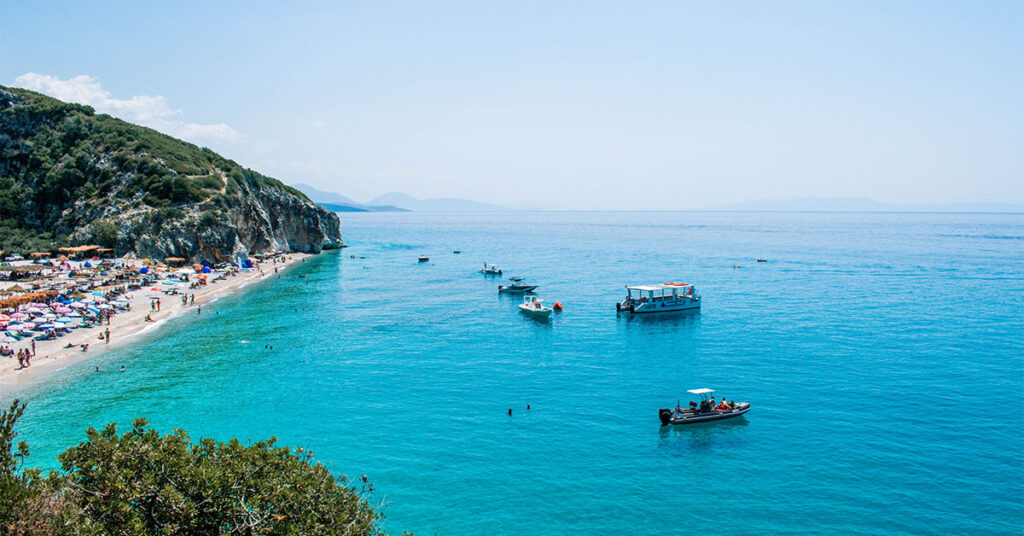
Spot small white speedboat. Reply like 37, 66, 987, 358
480, 262, 502, 275
518, 296, 552, 318
418, 255, 429, 263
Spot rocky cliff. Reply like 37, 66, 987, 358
0, 86, 343, 261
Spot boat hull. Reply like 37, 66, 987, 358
499, 286, 537, 293
619, 302, 700, 314
659, 404, 750, 425
518, 305, 552, 317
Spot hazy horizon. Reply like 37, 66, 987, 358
3, 1, 1021, 210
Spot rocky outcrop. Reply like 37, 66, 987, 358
0, 86, 344, 262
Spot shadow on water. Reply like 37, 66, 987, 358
656, 418, 750, 453
620, 310, 701, 330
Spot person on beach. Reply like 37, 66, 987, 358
81, 344, 88, 352
17, 351, 24, 369
145, 314, 154, 322
105, 328, 110, 344
198, 305, 202, 315
190, 294, 195, 305
31, 339, 35, 356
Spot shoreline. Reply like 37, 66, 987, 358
0, 253, 311, 398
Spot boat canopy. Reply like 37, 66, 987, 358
687, 388, 714, 395
627, 283, 691, 292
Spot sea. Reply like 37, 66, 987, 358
9, 211, 1024, 535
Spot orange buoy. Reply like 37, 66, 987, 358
553, 302, 564, 311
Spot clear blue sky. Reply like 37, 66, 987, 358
2, 1, 1021, 209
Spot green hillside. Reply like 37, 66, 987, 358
0, 86, 340, 259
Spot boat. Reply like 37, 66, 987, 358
453, 250, 461, 254
480, 262, 502, 275
756, 258, 767, 262
616, 283, 700, 314
499, 277, 538, 293
518, 296, 552, 318
418, 256, 429, 263
659, 389, 750, 425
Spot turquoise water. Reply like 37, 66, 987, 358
10, 211, 1024, 535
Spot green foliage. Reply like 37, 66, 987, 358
88, 219, 118, 249
0, 401, 388, 535
0, 400, 35, 529
0, 85, 315, 255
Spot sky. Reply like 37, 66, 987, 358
2, 1, 1022, 210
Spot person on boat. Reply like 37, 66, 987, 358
717, 399, 731, 410
709, 395, 716, 408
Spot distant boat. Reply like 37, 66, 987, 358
616, 283, 700, 314
499, 277, 537, 293
480, 262, 502, 275
453, 250, 461, 254
418, 255, 429, 263
518, 296, 552, 318
756, 258, 767, 262
659, 389, 750, 425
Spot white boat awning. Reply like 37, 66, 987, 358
687, 388, 714, 394
628, 283, 691, 292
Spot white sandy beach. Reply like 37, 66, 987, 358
0, 254, 309, 396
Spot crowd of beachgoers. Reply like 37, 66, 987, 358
0, 250, 301, 393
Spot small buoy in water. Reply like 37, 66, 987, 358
553, 302, 564, 311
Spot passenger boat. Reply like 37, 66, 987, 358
499, 277, 538, 293
418, 255, 429, 263
518, 296, 552, 318
616, 282, 700, 314
480, 262, 502, 275
659, 389, 750, 425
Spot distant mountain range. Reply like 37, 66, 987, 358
292, 184, 506, 212
291, 184, 408, 212
715, 197, 1024, 213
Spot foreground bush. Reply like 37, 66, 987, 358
0, 400, 386, 535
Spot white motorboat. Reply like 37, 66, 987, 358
418, 255, 429, 263
518, 296, 552, 318
499, 277, 537, 293
659, 389, 750, 425
480, 262, 502, 275
616, 282, 700, 314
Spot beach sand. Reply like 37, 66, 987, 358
0, 254, 309, 397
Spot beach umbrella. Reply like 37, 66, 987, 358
68, 311, 82, 317
20, 322, 36, 329
201, 266, 212, 273
25, 307, 45, 314
37, 323, 58, 329
10, 312, 28, 320
69, 302, 85, 309
92, 291, 104, 296
39, 313, 56, 319
0, 314, 9, 322
150, 287, 162, 291
56, 316, 75, 323
0, 336, 15, 343
97, 304, 112, 309
138, 267, 149, 274
54, 306, 71, 313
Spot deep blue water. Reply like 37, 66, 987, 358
10, 211, 1024, 535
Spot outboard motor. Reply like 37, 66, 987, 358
659, 408, 673, 426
